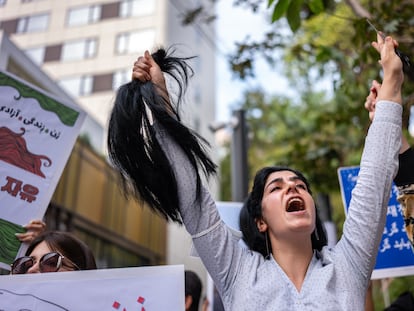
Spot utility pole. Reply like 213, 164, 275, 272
231, 109, 249, 202
316, 193, 337, 247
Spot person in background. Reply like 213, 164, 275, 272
10, 230, 96, 274
185, 270, 202, 311
384, 291, 414, 311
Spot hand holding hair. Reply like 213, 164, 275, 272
372, 34, 404, 104
132, 50, 165, 86
107, 48, 216, 223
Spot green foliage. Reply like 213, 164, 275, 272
286, 0, 304, 32
270, 0, 290, 21
236, 87, 364, 195
388, 276, 414, 303
308, 0, 324, 14
371, 278, 414, 310
268, 0, 331, 31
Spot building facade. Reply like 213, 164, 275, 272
0, 30, 167, 273
0, 0, 218, 290
0, 0, 216, 152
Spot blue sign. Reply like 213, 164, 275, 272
338, 166, 414, 279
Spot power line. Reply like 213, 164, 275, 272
169, 0, 228, 57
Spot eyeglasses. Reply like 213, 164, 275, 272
10, 252, 80, 274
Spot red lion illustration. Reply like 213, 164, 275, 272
0, 127, 52, 178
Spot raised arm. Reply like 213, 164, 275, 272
337, 34, 403, 283
121, 50, 249, 300
364, 72, 414, 252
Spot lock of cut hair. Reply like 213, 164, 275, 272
107, 47, 217, 223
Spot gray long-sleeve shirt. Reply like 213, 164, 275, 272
156, 101, 401, 310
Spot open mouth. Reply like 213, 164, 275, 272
286, 198, 305, 212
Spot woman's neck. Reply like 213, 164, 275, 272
271, 236, 314, 291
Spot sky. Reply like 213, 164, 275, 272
214, 1, 294, 122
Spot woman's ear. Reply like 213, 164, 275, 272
185, 295, 193, 310
255, 218, 268, 233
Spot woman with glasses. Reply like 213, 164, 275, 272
10, 231, 96, 274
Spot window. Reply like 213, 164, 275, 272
0, 19, 18, 34
120, 0, 155, 18
59, 75, 92, 97
25, 44, 62, 64
61, 38, 97, 61
116, 29, 155, 54
44, 44, 62, 62
17, 13, 49, 33
93, 73, 112, 92
25, 47, 45, 65
112, 69, 130, 90
101, 2, 119, 20
67, 5, 101, 27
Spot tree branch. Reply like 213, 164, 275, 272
344, 0, 371, 19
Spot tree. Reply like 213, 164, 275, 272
183, 1, 414, 85
238, 89, 361, 193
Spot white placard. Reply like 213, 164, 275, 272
0, 265, 184, 310
0, 71, 86, 269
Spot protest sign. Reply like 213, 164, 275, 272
338, 166, 414, 279
0, 71, 86, 270
0, 265, 184, 310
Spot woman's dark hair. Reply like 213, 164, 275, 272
107, 47, 216, 224
25, 231, 97, 270
239, 166, 327, 258
185, 270, 202, 311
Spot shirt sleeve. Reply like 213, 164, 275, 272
154, 122, 246, 297
336, 101, 402, 285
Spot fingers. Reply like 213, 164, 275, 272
144, 50, 159, 69
370, 33, 404, 104
132, 50, 152, 82
24, 219, 46, 231
371, 32, 384, 52
371, 35, 394, 56
370, 80, 381, 95
16, 219, 46, 243
364, 94, 375, 112
16, 231, 37, 243
364, 80, 382, 121
371, 35, 403, 84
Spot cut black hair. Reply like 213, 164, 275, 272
107, 48, 217, 223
